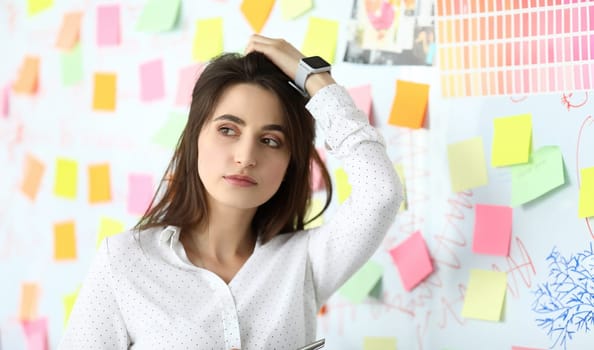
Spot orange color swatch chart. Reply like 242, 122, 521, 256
436, 0, 594, 97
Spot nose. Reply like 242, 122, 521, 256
234, 141, 257, 168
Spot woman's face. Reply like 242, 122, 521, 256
197, 83, 291, 211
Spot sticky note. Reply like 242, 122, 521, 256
176, 64, 204, 106
63, 288, 80, 327
339, 260, 383, 303
389, 231, 433, 291
363, 337, 397, 350
578, 166, 594, 218
54, 221, 76, 260
334, 168, 351, 204
92, 72, 117, 111
512, 347, 545, 350
1, 84, 9, 117
152, 112, 188, 148
192, 18, 223, 62
97, 217, 124, 247
447, 137, 488, 192
19, 282, 40, 321
140, 59, 165, 101
280, 0, 312, 20
54, 158, 78, 199
302, 17, 339, 63
472, 204, 512, 256
97, 5, 120, 46
128, 173, 153, 215
13, 56, 39, 94
21, 317, 48, 350
394, 163, 407, 212
55, 11, 82, 49
304, 198, 324, 229
20, 154, 45, 201
388, 80, 429, 129
348, 84, 373, 123
241, 0, 274, 33
491, 113, 532, 167
88, 163, 112, 203
61, 44, 83, 86
461, 269, 507, 321
426, 43, 436, 65
511, 146, 565, 206
310, 148, 326, 192
136, 0, 181, 32
27, 0, 53, 16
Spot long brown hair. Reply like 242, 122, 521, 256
135, 52, 332, 243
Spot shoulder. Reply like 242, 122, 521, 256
103, 226, 165, 258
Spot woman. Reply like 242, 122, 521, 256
59, 35, 402, 349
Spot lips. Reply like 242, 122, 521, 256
224, 174, 257, 187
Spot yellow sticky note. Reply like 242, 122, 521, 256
578, 166, 594, 218
54, 158, 78, 199
19, 282, 40, 321
27, 0, 53, 16
301, 17, 339, 64
97, 217, 124, 248
241, 0, 275, 33
334, 168, 351, 204
55, 12, 83, 49
54, 221, 77, 260
491, 114, 532, 167
92, 72, 117, 111
88, 163, 112, 203
63, 287, 80, 327
394, 164, 407, 212
447, 137, 488, 192
21, 153, 45, 201
192, 18, 223, 62
364, 336, 397, 350
304, 198, 324, 229
13, 56, 39, 94
388, 80, 430, 129
461, 269, 507, 321
280, 0, 312, 20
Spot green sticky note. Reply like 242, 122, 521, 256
61, 44, 83, 85
339, 261, 383, 303
461, 269, 507, 321
578, 166, 594, 218
447, 137, 488, 192
136, 0, 181, 32
304, 198, 324, 229
394, 163, 407, 212
491, 114, 532, 167
301, 17, 339, 64
152, 112, 188, 148
63, 287, 80, 327
280, 0, 313, 20
96, 217, 124, 248
334, 168, 351, 204
511, 146, 565, 206
54, 158, 78, 199
192, 18, 223, 62
28, 0, 53, 16
364, 336, 397, 350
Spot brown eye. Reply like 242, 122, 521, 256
261, 137, 281, 148
218, 126, 237, 136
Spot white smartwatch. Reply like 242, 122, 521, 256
293, 56, 331, 96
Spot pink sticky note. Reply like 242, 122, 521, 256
472, 204, 513, 256
389, 231, 433, 291
140, 59, 165, 101
1, 84, 9, 117
310, 147, 326, 192
97, 5, 120, 46
128, 173, 154, 215
512, 347, 545, 350
175, 64, 204, 106
348, 84, 373, 124
21, 317, 48, 350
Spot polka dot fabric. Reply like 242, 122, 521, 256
58, 84, 403, 350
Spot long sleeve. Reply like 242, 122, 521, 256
58, 239, 130, 349
306, 84, 403, 306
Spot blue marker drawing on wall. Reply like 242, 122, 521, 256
532, 244, 594, 349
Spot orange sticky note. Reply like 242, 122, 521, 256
19, 282, 40, 321
21, 154, 45, 201
55, 12, 83, 49
54, 221, 76, 260
388, 80, 429, 129
13, 56, 40, 94
88, 163, 112, 203
92, 72, 117, 111
240, 0, 275, 33
54, 158, 78, 199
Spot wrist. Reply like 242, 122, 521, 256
304, 72, 335, 97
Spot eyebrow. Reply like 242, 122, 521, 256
213, 114, 285, 133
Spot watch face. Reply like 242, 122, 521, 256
303, 56, 330, 69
